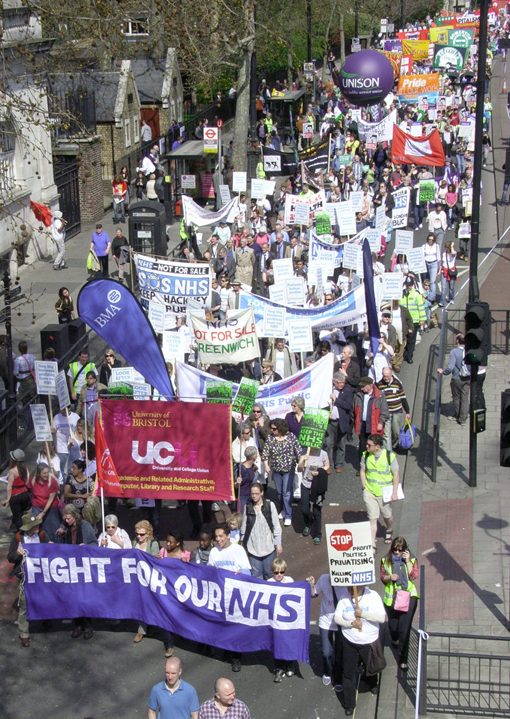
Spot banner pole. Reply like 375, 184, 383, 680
44, 441, 57, 481
65, 407, 74, 441
130, 248, 134, 292
85, 411, 89, 495
101, 486, 105, 537
327, 133, 331, 175
353, 585, 362, 632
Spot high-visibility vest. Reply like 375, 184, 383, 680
69, 362, 95, 392
400, 289, 426, 324
256, 162, 266, 179
180, 219, 189, 241
364, 449, 395, 497
381, 557, 419, 606
263, 117, 273, 134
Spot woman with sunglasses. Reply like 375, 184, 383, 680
132, 520, 162, 646
99, 349, 122, 386
380, 536, 419, 671
98, 514, 132, 549
261, 418, 301, 526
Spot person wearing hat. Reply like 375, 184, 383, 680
399, 277, 426, 364
227, 279, 242, 311
2, 449, 30, 530
52, 210, 67, 271
8, 512, 50, 647
352, 377, 390, 467
90, 224, 111, 278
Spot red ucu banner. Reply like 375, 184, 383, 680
101, 400, 234, 500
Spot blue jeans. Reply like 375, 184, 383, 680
320, 627, 337, 679
426, 261, 438, 300
248, 550, 276, 580
441, 275, 455, 304
501, 181, 510, 203
272, 471, 293, 520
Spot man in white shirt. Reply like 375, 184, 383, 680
52, 406, 80, 473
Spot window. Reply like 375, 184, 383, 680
133, 116, 140, 144
127, 93, 133, 105
124, 118, 131, 148
123, 16, 149, 36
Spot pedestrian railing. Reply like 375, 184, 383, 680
445, 309, 510, 355
432, 307, 447, 483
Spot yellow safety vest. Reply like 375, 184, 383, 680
256, 162, 266, 179
69, 362, 95, 391
381, 556, 419, 606
400, 289, 426, 324
364, 449, 395, 497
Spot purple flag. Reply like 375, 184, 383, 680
362, 239, 381, 355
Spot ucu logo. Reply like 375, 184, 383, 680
132, 441, 199, 467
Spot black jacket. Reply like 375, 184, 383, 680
242, 499, 275, 549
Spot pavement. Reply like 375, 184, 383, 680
0, 60, 509, 719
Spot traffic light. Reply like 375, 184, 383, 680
500, 391, 510, 467
464, 301, 491, 365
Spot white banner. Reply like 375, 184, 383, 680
326, 522, 375, 586
357, 110, 397, 143
182, 195, 239, 227
190, 308, 259, 365
284, 190, 326, 225
176, 354, 335, 419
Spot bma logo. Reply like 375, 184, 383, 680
107, 289, 122, 304
132, 441, 175, 465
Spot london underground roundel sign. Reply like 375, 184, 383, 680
339, 49, 394, 106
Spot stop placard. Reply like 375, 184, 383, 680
330, 529, 353, 551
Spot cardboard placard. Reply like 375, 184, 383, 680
298, 408, 330, 449
326, 521, 375, 586
232, 172, 247, 193
30, 404, 52, 442
55, 370, 70, 412
206, 380, 233, 404
382, 273, 404, 300
394, 230, 414, 254
287, 318, 313, 353
262, 305, 286, 338
35, 360, 57, 396
272, 258, 294, 284
232, 378, 260, 415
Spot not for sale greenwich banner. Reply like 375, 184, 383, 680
101, 400, 234, 500
191, 308, 259, 365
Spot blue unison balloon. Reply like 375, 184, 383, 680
339, 50, 395, 106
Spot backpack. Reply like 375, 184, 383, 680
459, 351, 470, 379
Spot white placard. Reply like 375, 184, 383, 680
394, 230, 414, 254
55, 370, 70, 412
285, 278, 306, 307
251, 179, 266, 198
110, 367, 134, 385
410, 123, 423, 137
272, 258, 294, 284
342, 242, 360, 270
326, 521, 375, 586
268, 284, 286, 304
375, 206, 386, 233
336, 202, 357, 236
366, 229, 382, 254
316, 251, 335, 277
219, 184, 231, 204
181, 174, 196, 189
232, 172, 247, 193
382, 272, 404, 300
132, 382, 152, 401
407, 247, 426, 274
162, 331, 185, 362
350, 192, 363, 213
148, 301, 166, 333
263, 305, 286, 338
263, 180, 276, 197
316, 266, 324, 298
30, 404, 52, 442
287, 319, 313, 353
294, 202, 311, 226
35, 360, 58, 396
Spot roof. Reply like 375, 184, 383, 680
131, 58, 166, 105
165, 140, 206, 159
268, 88, 306, 103
50, 72, 121, 123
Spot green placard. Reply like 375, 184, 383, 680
206, 380, 233, 404
107, 381, 133, 397
448, 28, 474, 48
232, 377, 260, 415
338, 154, 351, 166
434, 14, 456, 26
298, 408, 330, 449
419, 180, 435, 204
315, 213, 331, 236
432, 44, 467, 71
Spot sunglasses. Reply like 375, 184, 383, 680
253, 410, 262, 414
270, 427, 277, 431
274, 570, 286, 575
105, 354, 114, 358
136, 532, 147, 537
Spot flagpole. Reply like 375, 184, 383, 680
327, 133, 331, 174
101, 485, 105, 537
84, 407, 89, 494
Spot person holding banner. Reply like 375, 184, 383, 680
98, 514, 132, 549
262, 418, 301, 527
27, 463, 61, 541
334, 585, 386, 715
132, 520, 163, 646
2, 449, 31, 530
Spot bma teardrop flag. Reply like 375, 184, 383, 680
77, 279, 174, 398
93, 412, 123, 497
363, 238, 381, 355
391, 124, 445, 167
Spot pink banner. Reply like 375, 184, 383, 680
101, 400, 234, 500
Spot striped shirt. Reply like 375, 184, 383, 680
376, 376, 410, 415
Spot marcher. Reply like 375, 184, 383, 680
27, 462, 61, 541
198, 678, 251, 719
360, 434, 399, 549
353, 377, 389, 465
380, 536, 419, 671
2, 449, 31, 530
13, 340, 36, 429
111, 227, 130, 281
400, 277, 426, 364
241, 482, 282, 578
67, 348, 97, 406
262, 418, 301, 526
98, 514, 132, 548
377, 367, 411, 450
328, 372, 354, 472
132, 520, 162, 645
148, 657, 199, 719
306, 573, 344, 687
437, 333, 469, 426
90, 223, 111, 278
297, 453, 329, 544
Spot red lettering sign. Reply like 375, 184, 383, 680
330, 529, 353, 551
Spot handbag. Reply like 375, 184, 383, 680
366, 638, 387, 676
446, 255, 457, 279
394, 589, 411, 612
399, 419, 417, 449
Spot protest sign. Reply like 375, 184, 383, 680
294, 202, 311, 226
366, 229, 382, 254
55, 370, 70, 411
382, 273, 404, 300
285, 278, 306, 307
326, 521, 375, 586
206, 381, 233, 404
315, 213, 331, 236
357, 109, 397, 143
219, 185, 231, 205
111, 367, 134, 385
298, 408, 330, 449
407, 247, 426, 274
336, 201, 357, 236
24, 545, 310, 662
251, 179, 266, 198
272, 258, 294, 284
132, 383, 152, 400
177, 353, 334, 420
268, 285, 286, 305
350, 192, 363, 213
134, 253, 211, 316
191, 308, 259, 365
287, 319, 313, 353
342, 242, 360, 270
162, 331, 185, 363
262, 305, 286, 338
395, 230, 414, 254
35, 361, 57, 396
310, 233, 343, 267
30, 404, 52, 442
419, 180, 435, 203
375, 206, 387, 233
148, 301, 166, 333
232, 172, 247, 192
102, 399, 234, 499
391, 187, 411, 230
232, 378, 260, 415
284, 190, 326, 225
182, 195, 239, 227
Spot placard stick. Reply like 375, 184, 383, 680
48, 398, 54, 428
327, 134, 331, 174
301, 352, 305, 371
353, 586, 362, 632
101, 486, 105, 537
44, 441, 57, 481
129, 248, 134, 292
271, 339, 275, 363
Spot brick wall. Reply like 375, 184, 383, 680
77, 138, 103, 222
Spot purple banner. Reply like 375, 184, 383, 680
384, 39, 403, 52
24, 544, 310, 662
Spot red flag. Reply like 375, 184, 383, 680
391, 125, 445, 167
94, 413, 124, 497
30, 201, 54, 227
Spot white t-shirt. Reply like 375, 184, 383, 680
314, 574, 344, 630
335, 587, 385, 644
208, 542, 252, 574
53, 411, 80, 453
274, 350, 285, 379
97, 528, 132, 549
268, 575, 295, 583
